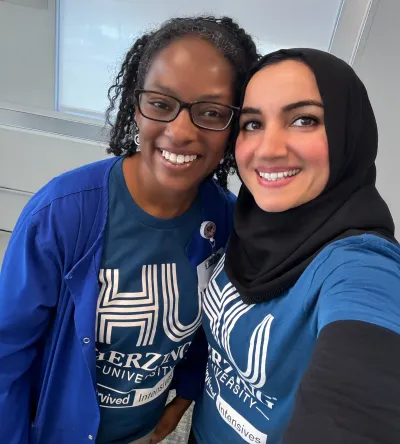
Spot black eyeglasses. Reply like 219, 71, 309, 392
134, 89, 238, 131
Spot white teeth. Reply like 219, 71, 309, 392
161, 150, 198, 165
258, 169, 300, 181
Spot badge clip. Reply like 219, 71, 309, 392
200, 221, 217, 256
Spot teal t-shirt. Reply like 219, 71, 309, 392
96, 158, 202, 443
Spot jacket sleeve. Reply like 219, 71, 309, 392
282, 320, 400, 444
0, 210, 61, 444
171, 326, 208, 401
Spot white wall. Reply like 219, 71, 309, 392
0, 231, 11, 269
352, 0, 400, 228
0, 124, 108, 231
0, 0, 109, 231
0, 1, 55, 110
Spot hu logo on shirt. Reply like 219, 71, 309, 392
96, 264, 201, 346
203, 255, 274, 389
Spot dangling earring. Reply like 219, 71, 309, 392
134, 124, 140, 151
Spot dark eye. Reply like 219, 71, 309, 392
149, 101, 170, 110
195, 105, 230, 120
242, 121, 262, 131
292, 116, 318, 127
202, 110, 221, 118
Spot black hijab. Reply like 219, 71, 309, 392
224, 48, 395, 305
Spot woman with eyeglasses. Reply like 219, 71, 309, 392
0, 16, 259, 444
190, 49, 400, 444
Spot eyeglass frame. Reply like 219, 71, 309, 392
133, 88, 239, 131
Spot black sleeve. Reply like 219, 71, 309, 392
282, 320, 400, 444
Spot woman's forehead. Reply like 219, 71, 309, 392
244, 60, 321, 107
143, 37, 235, 101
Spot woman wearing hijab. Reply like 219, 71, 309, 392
190, 49, 400, 444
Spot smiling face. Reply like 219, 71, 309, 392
236, 60, 330, 213
134, 35, 235, 194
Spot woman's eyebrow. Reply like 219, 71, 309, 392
241, 100, 323, 116
282, 100, 324, 112
240, 107, 262, 115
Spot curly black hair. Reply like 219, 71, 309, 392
105, 15, 260, 189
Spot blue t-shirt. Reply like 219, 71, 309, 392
96, 158, 202, 443
193, 234, 400, 444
